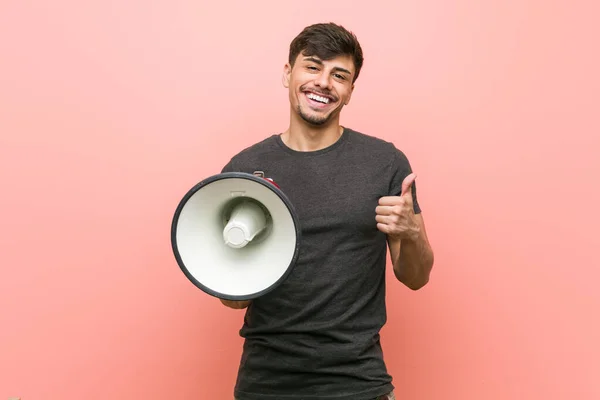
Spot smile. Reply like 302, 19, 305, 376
306, 93, 331, 104
303, 91, 337, 109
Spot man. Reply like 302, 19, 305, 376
220, 22, 434, 400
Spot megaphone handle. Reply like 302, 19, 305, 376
253, 171, 281, 189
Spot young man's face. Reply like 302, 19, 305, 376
283, 52, 356, 126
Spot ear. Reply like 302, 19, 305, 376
282, 63, 292, 88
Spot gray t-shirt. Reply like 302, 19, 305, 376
221, 127, 421, 400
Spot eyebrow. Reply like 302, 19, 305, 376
303, 57, 352, 76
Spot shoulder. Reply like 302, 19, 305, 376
232, 135, 279, 160
345, 127, 411, 164
221, 134, 279, 173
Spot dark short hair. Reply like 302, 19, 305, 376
288, 22, 364, 83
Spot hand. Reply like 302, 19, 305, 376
375, 173, 420, 241
220, 299, 251, 309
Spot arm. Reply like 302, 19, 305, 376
376, 173, 434, 290
387, 213, 434, 290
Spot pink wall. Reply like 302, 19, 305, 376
1, 1, 599, 399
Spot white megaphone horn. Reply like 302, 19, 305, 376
171, 171, 301, 300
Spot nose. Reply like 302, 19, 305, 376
314, 71, 333, 90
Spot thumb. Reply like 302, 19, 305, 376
400, 173, 417, 197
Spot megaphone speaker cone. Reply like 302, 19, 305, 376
171, 172, 301, 301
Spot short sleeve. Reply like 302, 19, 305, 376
220, 157, 237, 173
388, 147, 421, 214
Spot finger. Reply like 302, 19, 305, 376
376, 222, 391, 234
401, 173, 417, 197
375, 205, 396, 215
378, 196, 401, 206
375, 215, 394, 224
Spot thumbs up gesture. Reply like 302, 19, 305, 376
376, 173, 419, 241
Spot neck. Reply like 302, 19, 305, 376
281, 113, 344, 152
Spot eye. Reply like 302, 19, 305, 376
334, 74, 345, 80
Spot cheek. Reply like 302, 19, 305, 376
289, 90, 299, 105
335, 86, 351, 103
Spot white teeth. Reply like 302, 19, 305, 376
307, 93, 330, 104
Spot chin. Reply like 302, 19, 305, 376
297, 107, 332, 126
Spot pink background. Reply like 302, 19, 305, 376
1, 0, 599, 399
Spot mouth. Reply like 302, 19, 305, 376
303, 91, 336, 108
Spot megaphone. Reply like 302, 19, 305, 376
171, 172, 301, 301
